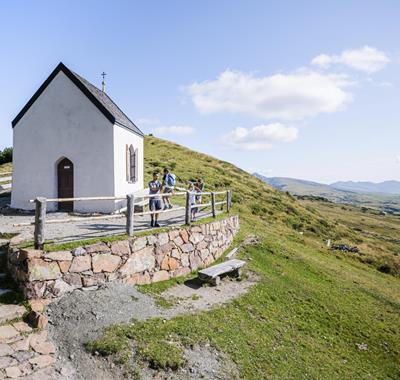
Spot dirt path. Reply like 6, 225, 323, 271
46, 273, 258, 379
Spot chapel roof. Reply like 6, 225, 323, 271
12, 62, 144, 137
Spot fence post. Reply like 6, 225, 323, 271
126, 194, 135, 236
34, 197, 47, 249
211, 192, 216, 218
226, 190, 231, 213
185, 191, 191, 225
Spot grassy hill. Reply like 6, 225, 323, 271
88, 136, 400, 379
255, 174, 400, 215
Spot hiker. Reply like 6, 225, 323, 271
162, 167, 176, 210
188, 182, 198, 221
148, 171, 162, 227
194, 177, 204, 203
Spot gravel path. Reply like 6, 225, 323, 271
0, 194, 215, 243
46, 273, 258, 379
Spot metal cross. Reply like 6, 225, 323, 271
101, 72, 106, 81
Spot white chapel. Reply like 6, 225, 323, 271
11, 62, 144, 213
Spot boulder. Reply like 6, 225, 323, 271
27, 259, 61, 281
131, 237, 147, 252
118, 246, 155, 277
84, 242, 110, 255
110, 240, 130, 256
92, 254, 121, 273
43, 251, 72, 261
69, 256, 91, 273
152, 270, 169, 282
0, 305, 26, 324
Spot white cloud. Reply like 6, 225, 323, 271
186, 69, 352, 120
312, 46, 389, 73
221, 123, 298, 150
396, 155, 400, 164
153, 125, 195, 136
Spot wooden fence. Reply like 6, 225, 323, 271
15, 189, 232, 249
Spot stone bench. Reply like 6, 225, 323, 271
198, 258, 246, 286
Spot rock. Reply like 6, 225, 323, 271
196, 240, 208, 250
190, 232, 204, 244
158, 242, 175, 255
0, 343, 13, 357
10, 337, 30, 352
146, 235, 157, 245
160, 256, 169, 271
168, 257, 179, 270
82, 273, 106, 287
0, 356, 18, 369
29, 354, 55, 368
5, 366, 21, 378
31, 340, 55, 355
173, 236, 184, 246
92, 254, 121, 273
62, 273, 82, 288
27, 259, 61, 281
157, 232, 169, 246
0, 305, 26, 324
123, 272, 151, 285
12, 322, 32, 333
27, 311, 48, 329
173, 267, 191, 278
19, 249, 42, 261
18, 361, 33, 376
43, 251, 72, 261
118, 246, 155, 276
71, 247, 86, 256
0, 326, 19, 343
110, 241, 130, 256
58, 261, 71, 273
169, 230, 180, 240
189, 254, 202, 270
24, 281, 46, 299
69, 256, 91, 273
50, 279, 74, 297
28, 299, 51, 313
84, 242, 110, 255
181, 253, 189, 267
200, 249, 210, 261
180, 230, 189, 243
171, 249, 181, 259
131, 237, 147, 252
152, 270, 170, 282
181, 243, 194, 253
29, 331, 47, 348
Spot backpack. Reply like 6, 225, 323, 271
166, 173, 176, 187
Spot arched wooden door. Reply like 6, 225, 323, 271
57, 158, 74, 212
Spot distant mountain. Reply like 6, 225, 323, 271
331, 180, 400, 195
253, 173, 400, 214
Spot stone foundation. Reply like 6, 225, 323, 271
7, 216, 239, 299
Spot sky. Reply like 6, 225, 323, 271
0, 0, 399, 183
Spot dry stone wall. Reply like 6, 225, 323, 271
7, 216, 239, 299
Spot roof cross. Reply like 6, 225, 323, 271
101, 71, 106, 92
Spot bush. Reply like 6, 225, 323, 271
0, 147, 12, 164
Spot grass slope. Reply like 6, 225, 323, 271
88, 136, 400, 378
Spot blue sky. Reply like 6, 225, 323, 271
1, 0, 399, 183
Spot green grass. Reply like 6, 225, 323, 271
86, 136, 400, 378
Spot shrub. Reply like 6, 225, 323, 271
0, 147, 12, 164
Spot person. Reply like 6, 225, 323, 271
148, 172, 162, 227
162, 167, 176, 210
188, 182, 198, 221
194, 177, 204, 203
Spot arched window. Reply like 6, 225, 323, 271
127, 145, 138, 182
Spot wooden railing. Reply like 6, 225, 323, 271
15, 189, 232, 249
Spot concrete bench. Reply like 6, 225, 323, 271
198, 259, 246, 286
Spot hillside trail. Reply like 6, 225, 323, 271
46, 271, 259, 379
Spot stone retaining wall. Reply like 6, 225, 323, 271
7, 216, 239, 299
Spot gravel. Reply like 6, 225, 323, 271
46, 273, 257, 379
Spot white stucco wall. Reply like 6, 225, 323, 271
113, 124, 144, 210
11, 71, 116, 213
